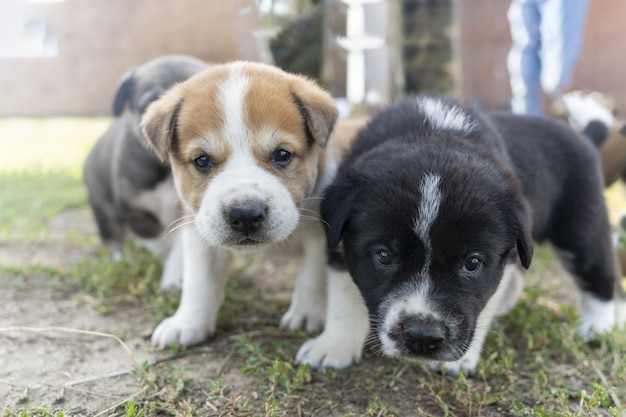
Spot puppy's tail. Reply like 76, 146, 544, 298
562, 91, 614, 148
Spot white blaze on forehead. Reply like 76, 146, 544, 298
414, 174, 442, 269
379, 174, 443, 355
417, 96, 476, 133
217, 65, 251, 153
414, 173, 442, 240
193, 64, 301, 246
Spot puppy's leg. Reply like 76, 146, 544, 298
280, 223, 327, 333
577, 290, 616, 336
152, 224, 231, 348
495, 263, 525, 317
557, 247, 617, 336
432, 263, 517, 376
160, 228, 184, 291
88, 195, 126, 260
295, 268, 369, 370
551, 207, 617, 336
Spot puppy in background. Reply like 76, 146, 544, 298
561, 91, 626, 187
562, 92, 626, 295
83, 55, 208, 289
321, 95, 619, 375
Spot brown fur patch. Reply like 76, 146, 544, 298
142, 62, 338, 214
600, 120, 626, 187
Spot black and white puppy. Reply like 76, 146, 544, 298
84, 55, 208, 289
321, 95, 618, 375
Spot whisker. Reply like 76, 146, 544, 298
164, 214, 196, 235
298, 208, 322, 217
163, 220, 196, 239
297, 196, 325, 203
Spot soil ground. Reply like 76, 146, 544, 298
2, 206, 626, 416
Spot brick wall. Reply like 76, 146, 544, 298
0, 0, 258, 116
2, 0, 624, 116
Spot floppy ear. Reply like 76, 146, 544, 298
290, 77, 338, 148
140, 85, 184, 162
515, 201, 534, 269
112, 69, 136, 116
321, 179, 358, 248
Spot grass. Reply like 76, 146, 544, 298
67, 242, 181, 319
2, 118, 626, 416
0, 117, 109, 239
0, 170, 88, 238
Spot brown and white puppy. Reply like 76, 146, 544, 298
141, 61, 370, 370
561, 91, 626, 187
83, 54, 208, 289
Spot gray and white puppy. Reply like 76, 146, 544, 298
84, 55, 208, 289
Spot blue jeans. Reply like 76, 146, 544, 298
507, 0, 589, 115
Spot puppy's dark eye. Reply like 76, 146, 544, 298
271, 149, 293, 167
462, 256, 482, 275
374, 249, 393, 267
194, 154, 213, 172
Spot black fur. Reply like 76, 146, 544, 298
321, 96, 617, 363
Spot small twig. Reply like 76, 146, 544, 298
206, 400, 219, 412
0, 378, 22, 387
93, 386, 149, 417
63, 385, 125, 400
65, 369, 132, 387
215, 343, 237, 377
388, 363, 410, 388
0, 326, 139, 367
590, 360, 622, 409
149, 346, 214, 366
227, 330, 264, 341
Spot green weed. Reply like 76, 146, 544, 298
67, 242, 180, 320
3, 410, 65, 417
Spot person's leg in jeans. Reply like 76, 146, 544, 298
507, 0, 542, 115
539, 0, 589, 100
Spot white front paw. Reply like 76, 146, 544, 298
151, 314, 214, 348
159, 272, 182, 292
429, 350, 480, 377
577, 317, 615, 338
578, 296, 616, 338
295, 330, 364, 370
280, 301, 326, 334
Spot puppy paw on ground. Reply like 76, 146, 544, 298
577, 317, 616, 339
577, 295, 617, 338
295, 332, 363, 370
159, 273, 182, 292
280, 302, 326, 334
428, 351, 480, 377
151, 314, 213, 348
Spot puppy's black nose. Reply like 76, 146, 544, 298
228, 204, 266, 235
402, 322, 445, 355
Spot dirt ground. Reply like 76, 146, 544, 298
0, 209, 145, 412
2, 206, 625, 416
0, 209, 394, 416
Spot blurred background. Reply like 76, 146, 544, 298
2, 0, 626, 238
1, 0, 625, 117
